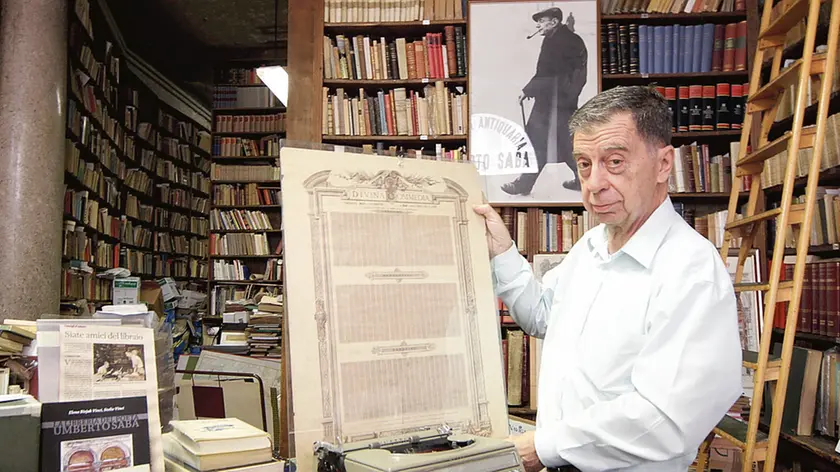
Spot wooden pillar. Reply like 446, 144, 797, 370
287, 0, 324, 144
282, 0, 324, 459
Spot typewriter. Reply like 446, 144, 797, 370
314, 425, 525, 472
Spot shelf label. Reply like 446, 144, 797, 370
641, 73, 649, 78
833, 243, 839, 250
641, 13, 649, 18
422, 19, 430, 25
421, 78, 429, 83
333, 145, 345, 153
420, 135, 428, 140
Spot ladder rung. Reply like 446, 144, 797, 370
742, 349, 782, 370
715, 415, 769, 452
734, 280, 794, 301
734, 282, 770, 292
735, 126, 817, 171
748, 55, 827, 108
725, 208, 781, 238
760, 0, 812, 40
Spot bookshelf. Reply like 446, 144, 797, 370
321, 1, 469, 160
62, 0, 211, 313
207, 63, 286, 317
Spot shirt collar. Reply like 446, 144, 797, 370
586, 197, 679, 269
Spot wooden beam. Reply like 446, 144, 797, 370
287, 0, 324, 143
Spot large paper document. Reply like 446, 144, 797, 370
59, 324, 164, 472
281, 147, 509, 471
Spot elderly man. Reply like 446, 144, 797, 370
474, 86, 742, 471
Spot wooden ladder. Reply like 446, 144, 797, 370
694, 0, 840, 470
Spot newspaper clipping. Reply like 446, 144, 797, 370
59, 324, 164, 472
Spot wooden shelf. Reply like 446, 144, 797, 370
214, 131, 285, 137
212, 155, 278, 160
211, 180, 282, 185
322, 134, 467, 142
213, 83, 267, 88
672, 130, 743, 138
210, 254, 282, 259
604, 71, 749, 80
508, 407, 537, 415
769, 243, 840, 257
210, 280, 283, 286
323, 77, 467, 87
324, 19, 466, 32
213, 107, 286, 113
779, 430, 840, 466
763, 166, 840, 195
772, 328, 839, 345
602, 11, 747, 21
490, 192, 740, 208
212, 204, 282, 209
210, 229, 282, 234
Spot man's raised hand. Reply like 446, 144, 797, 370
473, 204, 514, 259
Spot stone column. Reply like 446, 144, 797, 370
0, 0, 67, 320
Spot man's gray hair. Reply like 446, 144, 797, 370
568, 85, 672, 147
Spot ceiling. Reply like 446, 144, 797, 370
103, 0, 289, 106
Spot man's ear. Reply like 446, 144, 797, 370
656, 145, 674, 184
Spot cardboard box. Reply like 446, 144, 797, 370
112, 277, 141, 305
139, 282, 164, 318
156, 277, 181, 302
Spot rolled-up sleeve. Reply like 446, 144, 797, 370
533, 277, 743, 471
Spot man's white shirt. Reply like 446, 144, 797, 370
492, 197, 743, 471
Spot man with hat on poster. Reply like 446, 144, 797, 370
502, 6, 588, 196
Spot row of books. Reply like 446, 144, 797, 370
323, 84, 467, 137
212, 136, 282, 158
61, 262, 112, 302
668, 141, 736, 194
600, 0, 745, 14
213, 114, 286, 134
209, 233, 282, 257
602, 21, 747, 75
212, 184, 283, 207
210, 209, 277, 232
324, 0, 465, 23
211, 259, 283, 282
773, 258, 840, 338
655, 82, 746, 132
210, 164, 281, 182
154, 256, 208, 279
495, 208, 596, 255
760, 110, 840, 191
323, 27, 466, 81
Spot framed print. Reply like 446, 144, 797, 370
469, 0, 600, 204
532, 253, 567, 281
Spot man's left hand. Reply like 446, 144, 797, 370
506, 431, 544, 472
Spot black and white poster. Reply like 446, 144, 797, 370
469, 0, 600, 203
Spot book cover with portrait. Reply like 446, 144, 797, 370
40, 396, 151, 471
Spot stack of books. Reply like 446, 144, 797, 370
162, 417, 283, 471
0, 323, 35, 356
247, 296, 283, 358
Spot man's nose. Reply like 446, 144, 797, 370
585, 163, 610, 194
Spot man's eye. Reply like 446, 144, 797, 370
577, 161, 590, 169
609, 159, 623, 166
